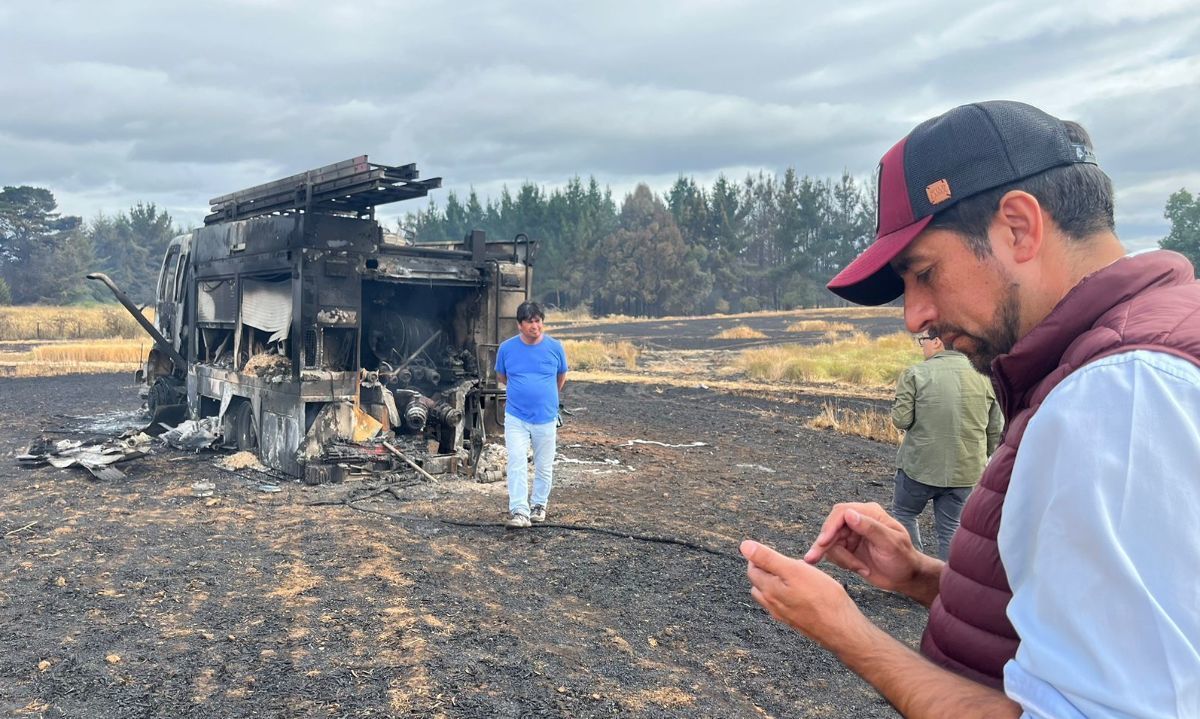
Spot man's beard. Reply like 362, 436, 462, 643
939, 282, 1021, 376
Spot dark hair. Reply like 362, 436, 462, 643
516, 301, 545, 323
928, 121, 1115, 258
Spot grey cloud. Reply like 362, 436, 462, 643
1, 0, 1197, 246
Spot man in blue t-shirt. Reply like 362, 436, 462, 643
494, 301, 569, 529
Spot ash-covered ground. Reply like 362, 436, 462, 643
1, 312, 925, 719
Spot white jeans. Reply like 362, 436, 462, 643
504, 413, 557, 515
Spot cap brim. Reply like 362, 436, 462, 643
826, 215, 933, 305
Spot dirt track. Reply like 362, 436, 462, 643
1, 315, 923, 719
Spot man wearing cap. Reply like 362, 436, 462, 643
742, 101, 1200, 716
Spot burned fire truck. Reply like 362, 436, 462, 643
91, 156, 531, 483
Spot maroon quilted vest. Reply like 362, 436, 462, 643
919, 250, 1200, 689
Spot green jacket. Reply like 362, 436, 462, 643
891, 350, 1003, 488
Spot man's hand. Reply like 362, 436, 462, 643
741, 540, 868, 650
804, 502, 942, 606
743, 538, 1020, 718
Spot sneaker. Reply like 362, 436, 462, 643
530, 505, 547, 523
506, 510, 531, 529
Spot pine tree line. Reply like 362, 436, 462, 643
406, 169, 879, 315
0, 186, 178, 306
410, 175, 1200, 316
2, 177, 1197, 312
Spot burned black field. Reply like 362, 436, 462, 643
1, 314, 922, 719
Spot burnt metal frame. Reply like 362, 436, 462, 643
205, 156, 442, 225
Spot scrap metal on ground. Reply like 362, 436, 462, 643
16, 434, 152, 480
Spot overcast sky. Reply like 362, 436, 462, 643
3, 0, 1198, 252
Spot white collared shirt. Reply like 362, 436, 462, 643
1000, 350, 1200, 718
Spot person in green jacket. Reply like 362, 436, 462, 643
891, 332, 1003, 559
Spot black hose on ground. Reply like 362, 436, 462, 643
334, 500, 741, 560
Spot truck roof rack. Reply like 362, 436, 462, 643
205, 156, 441, 225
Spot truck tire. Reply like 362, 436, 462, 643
147, 376, 184, 417
228, 401, 258, 451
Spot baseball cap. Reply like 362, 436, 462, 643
826, 100, 1098, 305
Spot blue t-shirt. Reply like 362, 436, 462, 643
495, 335, 568, 424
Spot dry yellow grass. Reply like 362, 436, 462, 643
737, 331, 920, 387
817, 306, 903, 320
552, 312, 646, 329
27, 340, 148, 363
0, 361, 142, 378
565, 368, 892, 402
547, 304, 595, 323
712, 326, 767, 340
561, 339, 640, 370
0, 305, 156, 341
0, 339, 147, 377
553, 305, 903, 328
806, 401, 902, 444
786, 320, 855, 333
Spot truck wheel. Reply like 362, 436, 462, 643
147, 376, 183, 416
229, 401, 258, 451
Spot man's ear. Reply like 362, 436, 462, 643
993, 191, 1043, 264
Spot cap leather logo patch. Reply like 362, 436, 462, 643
926, 179, 952, 205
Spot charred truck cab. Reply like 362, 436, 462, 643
92, 156, 531, 483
